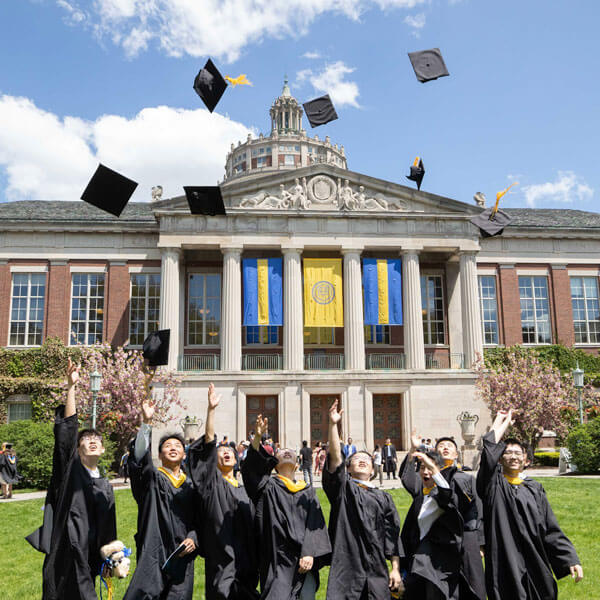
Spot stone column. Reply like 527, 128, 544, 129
159, 247, 182, 370
342, 249, 365, 370
460, 251, 483, 368
445, 261, 464, 358
221, 247, 243, 371
402, 250, 425, 369
283, 248, 304, 371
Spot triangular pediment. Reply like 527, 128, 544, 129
153, 163, 480, 217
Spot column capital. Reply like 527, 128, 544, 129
458, 250, 478, 258
341, 247, 364, 256
281, 246, 303, 255
220, 246, 243, 257
161, 246, 183, 258
400, 246, 423, 256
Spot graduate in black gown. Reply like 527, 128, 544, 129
400, 449, 464, 599
26, 358, 117, 600
241, 414, 331, 600
123, 369, 199, 600
476, 409, 583, 600
0, 443, 22, 498
323, 399, 404, 600
188, 383, 259, 599
399, 430, 485, 599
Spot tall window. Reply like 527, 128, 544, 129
188, 274, 221, 345
478, 275, 499, 345
571, 276, 600, 344
245, 326, 278, 345
9, 273, 46, 346
129, 274, 161, 346
421, 275, 445, 344
70, 273, 105, 345
519, 276, 551, 344
365, 325, 390, 344
304, 328, 335, 344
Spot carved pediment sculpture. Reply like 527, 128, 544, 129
236, 175, 409, 212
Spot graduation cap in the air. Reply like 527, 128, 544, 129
302, 94, 338, 128
408, 48, 450, 83
142, 330, 170, 367
406, 157, 425, 190
469, 183, 517, 237
193, 58, 228, 113
183, 186, 226, 215
80, 164, 138, 217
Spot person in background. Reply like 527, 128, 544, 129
119, 448, 130, 484
372, 444, 383, 486
342, 437, 357, 459
0, 443, 21, 499
383, 438, 397, 480
313, 442, 322, 476
300, 440, 313, 487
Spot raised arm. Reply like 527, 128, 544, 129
243, 415, 277, 503
65, 357, 79, 418
205, 382, 220, 441
327, 400, 344, 472
489, 409, 514, 444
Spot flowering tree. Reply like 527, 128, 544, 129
476, 349, 596, 454
43, 343, 184, 452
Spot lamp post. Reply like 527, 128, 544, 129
572, 362, 584, 425
90, 369, 102, 429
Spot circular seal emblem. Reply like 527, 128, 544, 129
312, 281, 335, 305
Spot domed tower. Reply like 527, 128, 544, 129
269, 76, 304, 136
223, 78, 347, 182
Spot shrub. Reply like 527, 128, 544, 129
0, 419, 116, 489
534, 451, 560, 467
566, 417, 600, 473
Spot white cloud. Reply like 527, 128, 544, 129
522, 171, 593, 208
56, 0, 86, 23
403, 12, 426, 36
0, 95, 253, 202
295, 61, 360, 108
55, 0, 426, 61
303, 51, 321, 59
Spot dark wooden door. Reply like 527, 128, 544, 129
373, 394, 402, 450
310, 394, 341, 446
247, 395, 279, 443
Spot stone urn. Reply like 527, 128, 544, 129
457, 411, 479, 447
180, 416, 203, 441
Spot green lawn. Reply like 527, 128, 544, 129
0, 478, 597, 599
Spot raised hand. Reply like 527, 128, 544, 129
329, 399, 343, 425
491, 409, 515, 442
255, 414, 268, 438
207, 383, 220, 410
412, 451, 440, 475
66, 357, 80, 387
141, 393, 155, 425
410, 428, 421, 451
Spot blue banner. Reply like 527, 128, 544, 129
362, 259, 402, 325
243, 258, 283, 326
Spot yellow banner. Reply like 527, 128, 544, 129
303, 258, 343, 327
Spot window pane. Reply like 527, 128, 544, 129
570, 276, 600, 345
519, 276, 551, 344
70, 273, 105, 345
10, 273, 46, 346
421, 275, 445, 345
188, 273, 221, 345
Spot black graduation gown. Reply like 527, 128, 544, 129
123, 433, 199, 600
322, 459, 403, 600
188, 435, 259, 600
241, 444, 332, 600
25, 407, 117, 600
0, 452, 22, 484
399, 458, 463, 599
399, 455, 485, 599
476, 431, 580, 600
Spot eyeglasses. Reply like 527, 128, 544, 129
80, 435, 102, 443
503, 451, 524, 457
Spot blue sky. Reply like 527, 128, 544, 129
0, 0, 598, 210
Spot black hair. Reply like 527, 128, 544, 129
77, 428, 103, 445
302, 440, 308, 447
374, 444, 380, 451
416, 449, 445, 470
435, 436, 458, 451
503, 438, 528, 456
158, 433, 186, 453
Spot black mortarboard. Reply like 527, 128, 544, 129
470, 208, 513, 237
193, 59, 228, 113
406, 157, 425, 190
408, 48, 449, 83
142, 330, 170, 367
302, 94, 338, 127
80, 164, 138, 217
183, 186, 226, 215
